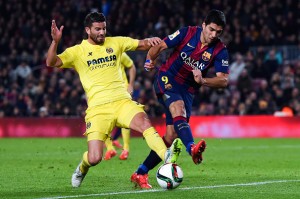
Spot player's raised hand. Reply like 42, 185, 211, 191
146, 37, 162, 46
51, 20, 64, 43
192, 69, 204, 84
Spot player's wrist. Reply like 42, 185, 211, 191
51, 40, 58, 45
201, 78, 206, 85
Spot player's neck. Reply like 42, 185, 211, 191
200, 33, 208, 49
87, 38, 104, 45
87, 38, 96, 45
200, 43, 207, 49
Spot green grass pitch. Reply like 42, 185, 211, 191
0, 138, 299, 199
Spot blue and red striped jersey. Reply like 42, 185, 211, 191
160, 26, 229, 93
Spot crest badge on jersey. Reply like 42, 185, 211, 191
202, 51, 211, 61
86, 122, 91, 129
106, 47, 113, 54
165, 83, 172, 90
168, 30, 180, 40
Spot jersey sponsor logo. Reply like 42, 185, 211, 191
187, 43, 195, 48
168, 30, 180, 40
87, 55, 117, 67
89, 62, 116, 70
222, 59, 229, 66
106, 47, 114, 54
181, 52, 205, 70
202, 51, 211, 61
88, 52, 92, 56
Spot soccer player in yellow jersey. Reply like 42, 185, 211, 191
46, 12, 183, 188
104, 52, 136, 160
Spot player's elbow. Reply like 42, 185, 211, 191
46, 56, 61, 68
46, 56, 55, 67
46, 59, 53, 67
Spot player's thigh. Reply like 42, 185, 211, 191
116, 99, 148, 131
85, 105, 116, 142
181, 91, 193, 120
160, 90, 185, 117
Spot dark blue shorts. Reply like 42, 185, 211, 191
154, 71, 194, 125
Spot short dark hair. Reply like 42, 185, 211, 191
84, 12, 106, 28
204, 9, 226, 28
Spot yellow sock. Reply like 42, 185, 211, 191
105, 138, 115, 151
80, 151, 91, 174
122, 128, 130, 151
143, 127, 167, 160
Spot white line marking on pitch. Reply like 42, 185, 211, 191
214, 145, 300, 150
38, 180, 300, 199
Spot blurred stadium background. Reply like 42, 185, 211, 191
0, 0, 299, 137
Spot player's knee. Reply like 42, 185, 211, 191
88, 153, 102, 166
131, 112, 152, 132
138, 121, 152, 133
170, 101, 186, 116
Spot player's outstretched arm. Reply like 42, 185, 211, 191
136, 37, 162, 51
46, 20, 64, 67
144, 41, 168, 71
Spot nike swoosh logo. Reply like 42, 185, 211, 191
187, 43, 195, 48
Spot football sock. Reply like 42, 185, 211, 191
137, 150, 162, 175
105, 138, 115, 151
80, 151, 91, 174
112, 127, 122, 141
142, 127, 166, 160
173, 116, 194, 155
137, 136, 172, 175
136, 164, 149, 175
121, 128, 130, 151
163, 136, 172, 148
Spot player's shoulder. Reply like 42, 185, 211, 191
213, 39, 229, 58
73, 40, 90, 50
187, 25, 201, 30
214, 39, 227, 49
106, 36, 133, 42
64, 41, 83, 54
180, 26, 200, 37
106, 36, 137, 46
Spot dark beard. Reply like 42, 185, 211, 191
91, 35, 104, 45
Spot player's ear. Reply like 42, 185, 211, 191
85, 27, 90, 35
202, 22, 206, 29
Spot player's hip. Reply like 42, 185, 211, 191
153, 71, 195, 95
84, 99, 145, 141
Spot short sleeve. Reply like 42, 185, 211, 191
213, 48, 229, 73
57, 46, 78, 69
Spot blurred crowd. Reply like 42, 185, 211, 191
0, 0, 299, 117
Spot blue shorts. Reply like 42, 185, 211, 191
154, 71, 194, 125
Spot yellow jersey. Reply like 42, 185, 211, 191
120, 52, 134, 88
58, 37, 139, 108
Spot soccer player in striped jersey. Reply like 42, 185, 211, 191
131, 9, 229, 189
46, 12, 183, 188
